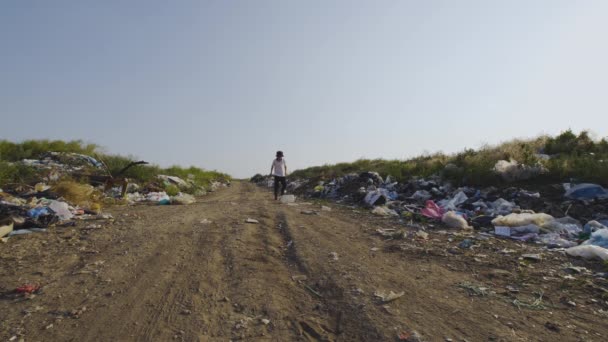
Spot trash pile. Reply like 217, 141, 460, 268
0, 184, 113, 243
1, 152, 229, 242
252, 171, 608, 261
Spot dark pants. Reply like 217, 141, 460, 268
274, 176, 286, 199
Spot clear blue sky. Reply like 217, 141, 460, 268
1, 1, 607, 178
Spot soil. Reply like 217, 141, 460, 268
1, 181, 607, 341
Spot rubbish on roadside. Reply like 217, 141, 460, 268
494, 226, 511, 237
398, 330, 423, 342
49, 200, 73, 221
291, 275, 307, 281
491, 213, 554, 228
566, 245, 608, 261
582, 229, 608, 248
457, 282, 491, 296
0, 219, 13, 238
421, 200, 444, 220
27, 207, 51, 219
279, 194, 296, 204
438, 191, 468, 211
261, 318, 270, 325
442, 211, 470, 229
584, 220, 608, 234
321, 205, 332, 211
15, 283, 41, 294
364, 189, 390, 206
301, 210, 319, 215
411, 190, 432, 201
200, 219, 212, 224
158, 175, 191, 189
329, 252, 339, 261
538, 233, 578, 248
459, 239, 474, 249
171, 193, 196, 205
374, 290, 405, 303
372, 206, 398, 216
8, 228, 47, 236
245, 218, 259, 224
564, 183, 608, 200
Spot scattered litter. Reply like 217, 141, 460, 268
372, 206, 398, 216
374, 290, 405, 303
279, 194, 296, 204
321, 205, 332, 211
15, 283, 41, 294
457, 282, 490, 296
245, 218, 259, 224
329, 252, 339, 261
522, 254, 542, 261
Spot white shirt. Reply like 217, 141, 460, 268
271, 158, 287, 177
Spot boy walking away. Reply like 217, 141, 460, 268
270, 151, 287, 200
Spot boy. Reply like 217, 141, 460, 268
270, 151, 287, 200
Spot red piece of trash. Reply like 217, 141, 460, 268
420, 200, 444, 220
15, 284, 41, 294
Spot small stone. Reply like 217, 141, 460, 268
45, 323, 54, 330
261, 318, 270, 325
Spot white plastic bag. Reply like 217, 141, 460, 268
442, 211, 470, 229
565, 245, 608, 261
491, 213, 554, 228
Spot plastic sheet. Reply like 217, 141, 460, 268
566, 245, 608, 261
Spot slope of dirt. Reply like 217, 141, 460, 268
1, 181, 607, 341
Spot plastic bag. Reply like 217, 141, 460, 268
279, 194, 296, 204
538, 233, 578, 248
438, 191, 468, 211
583, 220, 608, 234
49, 200, 73, 221
364, 189, 389, 206
411, 190, 432, 201
566, 245, 608, 260
372, 206, 398, 216
442, 211, 470, 229
421, 200, 444, 220
565, 183, 608, 200
583, 229, 608, 248
491, 213, 554, 228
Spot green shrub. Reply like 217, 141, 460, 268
291, 130, 608, 187
0, 139, 232, 188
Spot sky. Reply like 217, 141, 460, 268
1, 1, 607, 178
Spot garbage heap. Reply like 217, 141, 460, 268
1, 152, 227, 242
251, 171, 608, 261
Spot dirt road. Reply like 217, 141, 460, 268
2, 182, 607, 341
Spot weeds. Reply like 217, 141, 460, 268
0, 139, 231, 189
290, 130, 608, 187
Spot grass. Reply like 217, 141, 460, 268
0, 139, 231, 191
290, 130, 608, 187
